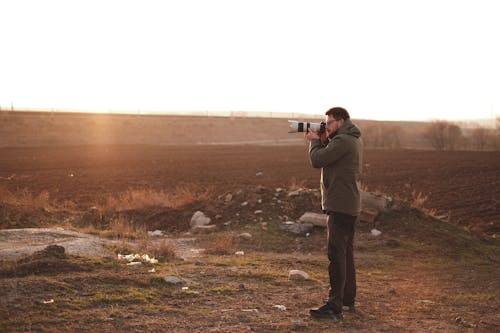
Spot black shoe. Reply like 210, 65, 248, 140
310, 304, 343, 320
343, 303, 356, 313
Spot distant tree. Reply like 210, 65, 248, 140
446, 123, 462, 150
426, 120, 462, 151
471, 126, 489, 150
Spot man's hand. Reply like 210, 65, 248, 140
304, 130, 320, 141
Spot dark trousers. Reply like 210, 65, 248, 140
326, 211, 357, 313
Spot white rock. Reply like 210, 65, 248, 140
275, 188, 283, 193
190, 211, 211, 228
273, 305, 287, 311
288, 269, 309, 280
238, 232, 253, 240
241, 201, 248, 207
361, 191, 389, 212
299, 212, 327, 227
371, 229, 382, 236
235, 251, 245, 256
287, 190, 301, 197
254, 210, 263, 214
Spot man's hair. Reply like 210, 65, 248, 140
325, 107, 350, 120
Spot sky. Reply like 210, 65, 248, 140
1, 0, 499, 122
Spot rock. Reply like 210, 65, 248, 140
163, 276, 186, 285
359, 208, 380, 223
254, 210, 263, 215
287, 190, 301, 197
238, 232, 253, 240
371, 229, 382, 236
241, 201, 248, 207
273, 305, 287, 311
191, 225, 217, 234
34, 244, 66, 259
195, 260, 206, 266
288, 269, 309, 280
280, 222, 314, 235
361, 191, 389, 212
299, 212, 327, 227
190, 211, 211, 228
148, 230, 163, 236
235, 251, 245, 256
224, 193, 233, 203
255, 172, 263, 176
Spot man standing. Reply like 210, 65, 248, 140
305, 107, 362, 320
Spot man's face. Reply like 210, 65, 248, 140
325, 115, 343, 135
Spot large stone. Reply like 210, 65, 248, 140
299, 212, 327, 227
361, 191, 389, 212
280, 222, 314, 235
163, 276, 186, 285
190, 211, 211, 228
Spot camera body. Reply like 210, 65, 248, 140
288, 120, 326, 134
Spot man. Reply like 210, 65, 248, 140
305, 106, 362, 320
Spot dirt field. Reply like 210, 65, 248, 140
0, 144, 499, 332
0, 145, 498, 235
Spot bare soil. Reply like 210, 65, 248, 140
0, 145, 498, 235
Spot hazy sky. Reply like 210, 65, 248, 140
1, 0, 499, 121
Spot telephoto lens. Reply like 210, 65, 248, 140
288, 120, 324, 133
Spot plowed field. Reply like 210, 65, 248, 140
0, 145, 498, 235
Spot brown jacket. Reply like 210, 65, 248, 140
309, 119, 362, 216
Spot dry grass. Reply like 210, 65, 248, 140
411, 191, 428, 210
204, 233, 240, 255
0, 186, 53, 210
136, 238, 177, 260
100, 185, 213, 212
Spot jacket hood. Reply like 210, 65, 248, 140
330, 118, 361, 139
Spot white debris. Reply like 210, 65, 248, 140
127, 261, 142, 266
371, 229, 382, 236
273, 305, 287, 311
148, 230, 163, 237
42, 299, 54, 304
242, 309, 259, 313
141, 254, 158, 264
118, 253, 158, 264
235, 251, 245, 256
182, 286, 189, 290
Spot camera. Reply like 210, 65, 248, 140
288, 120, 326, 134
